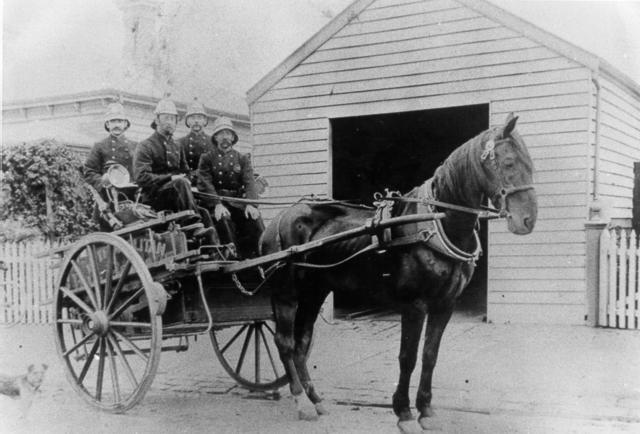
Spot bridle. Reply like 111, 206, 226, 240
480, 136, 535, 218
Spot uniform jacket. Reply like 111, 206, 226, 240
197, 146, 258, 207
134, 131, 189, 201
84, 134, 137, 192
177, 131, 211, 184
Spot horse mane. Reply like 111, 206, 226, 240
430, 128, 489, 206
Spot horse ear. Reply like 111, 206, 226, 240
503, 113, 519, 137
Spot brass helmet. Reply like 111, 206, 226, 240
103, 102, 130, 132
151, 97, 178, 129
185, 97, 208, 127
211, 116, 238, 145
153, 98, 178, 116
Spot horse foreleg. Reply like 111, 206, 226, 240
393, 302, 426, 430
273, 296, 319, 421
293, 289, 330, 415
416, 303, 453, 429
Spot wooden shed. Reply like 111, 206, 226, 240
247, 0, 640, 324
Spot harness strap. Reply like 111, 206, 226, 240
417, 180, 482, 263
386, 196, 500, 218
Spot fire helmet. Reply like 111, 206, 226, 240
185, 98, 208, 127
151, 97, 178, 129
211, 117, 238, 145
103, 102, 130, 132
153, 98, 178, 116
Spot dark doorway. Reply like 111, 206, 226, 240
331, 104, 489, 316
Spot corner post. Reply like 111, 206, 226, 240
584, 201, 610, 326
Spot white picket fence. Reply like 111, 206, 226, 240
599, 228, 640, 329
0, 240, 61, 324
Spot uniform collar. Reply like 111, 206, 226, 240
109, 133, 125, 142
213, 144, 235, 155
155, 130, 173, 141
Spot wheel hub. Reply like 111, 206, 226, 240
87, 311, 110, 336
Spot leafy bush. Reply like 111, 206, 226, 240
0, 139, 97, 241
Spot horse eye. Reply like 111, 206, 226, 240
503, 159, 515, 168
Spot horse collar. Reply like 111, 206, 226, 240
418, 180, 481, 264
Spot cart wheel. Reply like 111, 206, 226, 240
210, 320, 288, 391
53, 233, 163, 412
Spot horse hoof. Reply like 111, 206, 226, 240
295, 395, 319, 421
315, 401, 329, 415
298, 408, 319, 421
418, 415, 440, 431
397, 419, 423, 434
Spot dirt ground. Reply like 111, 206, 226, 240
1, 314, 640, 433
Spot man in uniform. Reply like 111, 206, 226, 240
134, 97, 216, 241
177, 97, 210, 185
84, 102, 137, 199
197, 116, 263, 258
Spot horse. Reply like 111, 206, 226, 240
259, 113, 537, 433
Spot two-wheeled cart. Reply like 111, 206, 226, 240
47, 190, 443, 412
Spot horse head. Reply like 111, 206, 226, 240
479, 113, 537, 234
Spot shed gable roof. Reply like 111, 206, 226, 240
247, 0, 640, 105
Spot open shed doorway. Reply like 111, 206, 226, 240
331, 104, 489, 318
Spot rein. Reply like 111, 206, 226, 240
193, 191, 374, 209
384, 195, 502, 219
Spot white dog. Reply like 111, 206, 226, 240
0, 364, 48, 418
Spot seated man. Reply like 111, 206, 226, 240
84, 102, 138, 229
134, 97, 217, 243
197, 117, 264, 258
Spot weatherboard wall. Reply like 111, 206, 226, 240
250, 0, 595, 324
594, 75, 640, 221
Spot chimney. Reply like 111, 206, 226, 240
115, 0, 163, 92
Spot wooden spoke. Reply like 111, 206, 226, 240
254, 324, 261, 384
235, 326, 254, 375
63, 330, 96, 358
109, 287, 144, 320
263, 321, 275, 335
107, 333, 138, 389
221, 324, 248, 355
95, 339, 106, 401
258, 325, 281, 379
105, 260, 132, 313
106, 338, 121, 403
78, 339, 100, 384
105, 336, 120, 402
70, 260, 99, 310
112, 329, 148, 362
104, 245, 115, 308
60, 286, 94, 316
87, 245, 103, 309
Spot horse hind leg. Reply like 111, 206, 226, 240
416, 303, 454, 430
393, 302, 427, 434
272, 279, 319, 421
293, 288, 331, 416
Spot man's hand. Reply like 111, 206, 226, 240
100, 173, 111, 187
171, 173, 187, 181
244, 205, 260, 220
214, 203, 231, 221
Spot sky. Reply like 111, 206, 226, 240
2, 0, 639, 113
